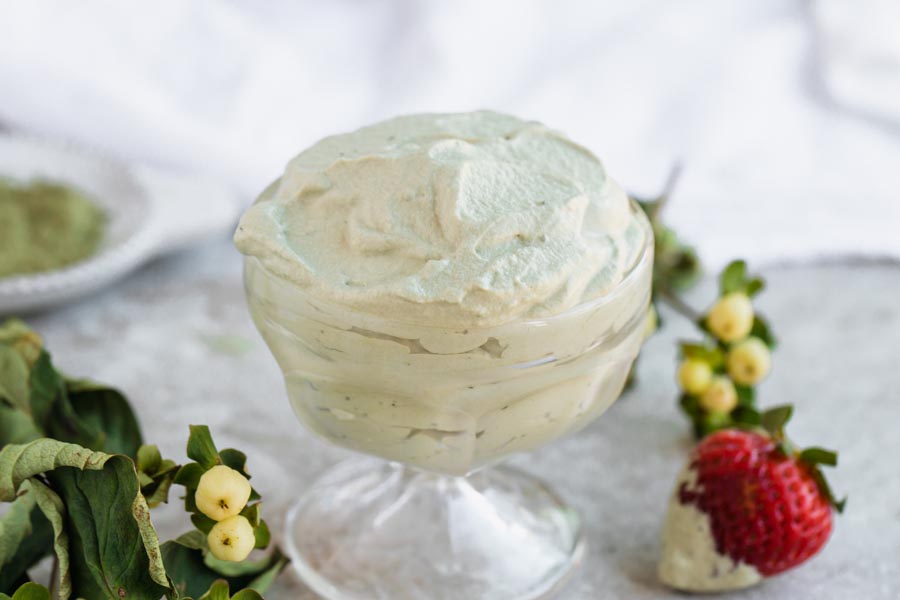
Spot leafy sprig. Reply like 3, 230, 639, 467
0, 319, 287, 599
759, 405, 846, 513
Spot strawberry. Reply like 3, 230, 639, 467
658, 405, 844, 592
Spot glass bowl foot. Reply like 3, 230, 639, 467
285, 457, 585, 600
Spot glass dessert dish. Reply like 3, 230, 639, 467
243, 201, 653, 600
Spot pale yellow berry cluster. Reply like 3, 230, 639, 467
195, 465, 255, 562
678, 292, 772, 416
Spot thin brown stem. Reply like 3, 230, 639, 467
50, 557, 59, 595
652, 162, 684, 217
658, 286, 702, 322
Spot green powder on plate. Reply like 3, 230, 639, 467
0, 179, 106, 278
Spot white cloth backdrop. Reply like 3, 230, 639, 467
1, 0, 899, 270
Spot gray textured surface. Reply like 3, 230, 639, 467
19, 238, 900, 599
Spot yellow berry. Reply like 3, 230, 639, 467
195, 465, 252, 521
706, 293, 754, 343
207, 514, 255, 562
726, 337, 771, 385
700, 376, 738, 414
677, 359, 713, 395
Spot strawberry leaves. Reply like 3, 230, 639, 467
757, 405, 846, 514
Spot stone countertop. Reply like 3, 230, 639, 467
20, 239, 900, 599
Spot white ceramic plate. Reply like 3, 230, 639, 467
0, 135, 242, 314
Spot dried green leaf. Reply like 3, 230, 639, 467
0, 345, 30, 414
0, 405, 42, 447
64, 378, 143, 458
28, 478, 71, 599
0, 440, 170, 599
0, 482, 53, 593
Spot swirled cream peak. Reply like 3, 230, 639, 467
234, 111, 647, 327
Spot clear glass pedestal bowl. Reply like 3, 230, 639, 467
243, 211, 652, 600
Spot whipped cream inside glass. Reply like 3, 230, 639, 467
236, 111, 652, 600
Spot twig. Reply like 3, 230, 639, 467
652, 162, 684, 217
50, 557, 59, 596
658, 286, 702, 322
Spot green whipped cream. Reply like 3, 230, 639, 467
0, 179, 105, 278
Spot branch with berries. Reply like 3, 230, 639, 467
0, 320, 287, 599
634, 187, 846, 593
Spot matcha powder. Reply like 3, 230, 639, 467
0, 179, 106, 277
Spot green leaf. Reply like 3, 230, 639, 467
191, 513, 217, 534
218, 449, 249, 478
834, 496, 848, 513
31, 353, 116, 455
679, 343, 724, 369
27, 352, 66, 431
720, 260, 747, 295
28, 478, 71, 599
730, 406, 762, 427
0, 345, 30, 414
0, 439, 107, 497
0, 405, 42, 447
203, 547, 288, 583
800, 447, 839, 467
735, 384, 755, 408
187, 426, 219, 470
137, 445, 162, 473
0, 440, 170, 599
700, 411, 731, 436
231, 591, 264, 600
49, 464, 169, 599
750, 315, 777, 349
137, 446, 179, 508
253, 520, 270, 550
0, 483, 53, 592
4, 583, 50, 600
808, 466, 848, 514
65, 379, 143, 458
143, 467, 178, 508
678, 394, 701, 420
761, 404, 793, 436
163, 536, 287, 598
745, 277, 765, 297
199, 580, 230, 600
240, 503, 261, 528
162, 541, 222, 599
174, 462, 205, 489
173, 529, 207, 551
0, 320, 43, 368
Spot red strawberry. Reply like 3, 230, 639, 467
659, 405, 844, 592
